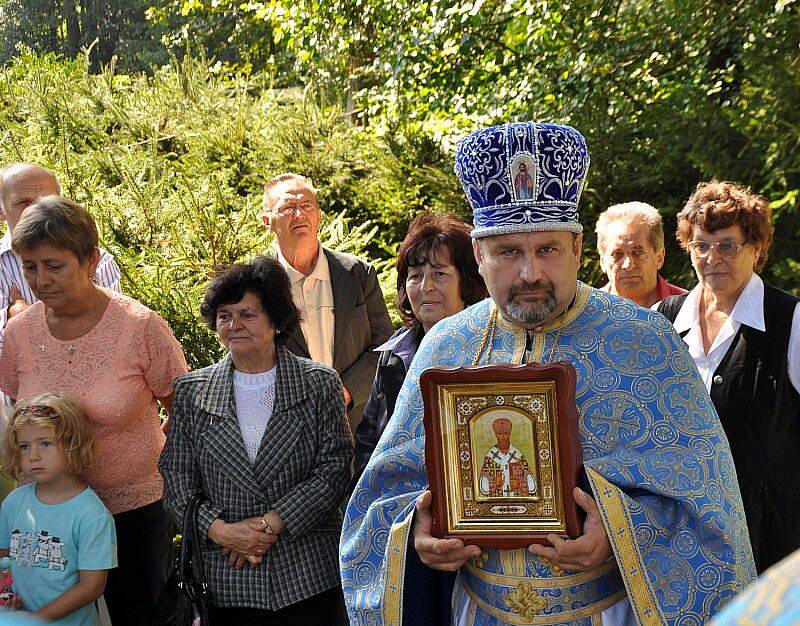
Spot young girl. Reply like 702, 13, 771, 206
0, 392, 117, 625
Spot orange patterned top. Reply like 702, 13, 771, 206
0, 291, 189, 514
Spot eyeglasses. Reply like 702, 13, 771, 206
272, 201, 318, 216
604, 249, 651, 265
686, 239, 745, 259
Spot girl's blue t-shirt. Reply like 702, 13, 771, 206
0, 483, 117, 626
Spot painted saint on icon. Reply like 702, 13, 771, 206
478, 417, 537, 497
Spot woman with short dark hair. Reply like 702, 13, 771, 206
160, 256, 353, 624
353, 212, 487, 484
200, 259, 300, 339
349, 212, 485, 626
658, 180, 800, 573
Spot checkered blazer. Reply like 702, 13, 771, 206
159, 346, 353, 610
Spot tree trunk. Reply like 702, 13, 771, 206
63, 0, 81, 57
96, 0, 121, 67
79, 0, 100, 71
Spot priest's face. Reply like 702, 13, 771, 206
473, 231, 581, 329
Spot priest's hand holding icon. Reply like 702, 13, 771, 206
413, 491, 481, 572
528, 487, 612, 572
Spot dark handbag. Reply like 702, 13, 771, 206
153, 494, 213, 626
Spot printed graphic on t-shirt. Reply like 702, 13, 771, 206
9, 529, 67, 571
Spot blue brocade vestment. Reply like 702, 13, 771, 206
341, 284, 756, 625
711, 547, 800, 625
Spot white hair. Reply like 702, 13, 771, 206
595, 201, 664, 251
262, 173, 317, 209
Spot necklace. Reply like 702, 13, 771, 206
38, 289, 109, 358
472, 308, 498, 365
472, 304, 570, 366
540, 312, 568, 363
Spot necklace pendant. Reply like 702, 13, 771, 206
38, 344, 45, 352
67, 346, 76, 356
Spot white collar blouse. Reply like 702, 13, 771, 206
669, 273, 800, 393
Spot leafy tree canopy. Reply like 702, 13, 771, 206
0, 0, 798, 299
143, 0, 800, 289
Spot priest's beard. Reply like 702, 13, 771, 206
505, 280, 557, 325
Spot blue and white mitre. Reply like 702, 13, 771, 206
454, 122, 589, 238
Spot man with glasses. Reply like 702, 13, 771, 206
262, 173, 392, 432
595, 202, 685, 307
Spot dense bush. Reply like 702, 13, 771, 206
0, 51, 414, 366
146, 0, 800, 293
1, 36, 798, 366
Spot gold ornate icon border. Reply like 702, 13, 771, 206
436, 380, 567, 536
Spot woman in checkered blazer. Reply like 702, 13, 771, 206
160, 257, 353, 625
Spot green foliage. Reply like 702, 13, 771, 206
135, 0, 800, 293
286, 0, 800, 292
145, 0, 307, 80
0, 51, 416, 366
1, 0, 799, 339
0, 0, 167, 71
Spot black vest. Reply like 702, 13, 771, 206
659, 284, 800, 572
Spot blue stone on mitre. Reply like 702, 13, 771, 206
454, 122, 590, 238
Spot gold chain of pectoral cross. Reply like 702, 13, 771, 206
472, 304, 568, 366
472, 307, 498, 365
540, 313, 567, 363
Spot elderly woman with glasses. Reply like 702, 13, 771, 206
658, 180, 800, 573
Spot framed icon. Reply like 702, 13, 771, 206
420, 362, 583, 548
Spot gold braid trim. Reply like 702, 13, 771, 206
472, 306, 498, 366
382, 512, 414, 626
586, 466, 666, 626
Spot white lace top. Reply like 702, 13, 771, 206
233, 367, 277, 462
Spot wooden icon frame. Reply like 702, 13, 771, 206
420, 363, 583, 548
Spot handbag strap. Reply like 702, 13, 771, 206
178, 493, 209, 594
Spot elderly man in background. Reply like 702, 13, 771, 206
0, 163, 121, 350
596, 202, 685, 307
262, 173, 392, 432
